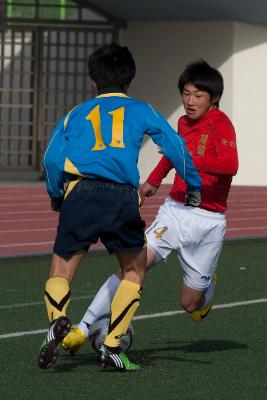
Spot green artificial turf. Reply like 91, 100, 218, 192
0, 239, 267, 400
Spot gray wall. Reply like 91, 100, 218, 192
121, 21, 267, 186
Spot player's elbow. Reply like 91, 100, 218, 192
225, 158, 239, 176
230, 159, 239, 176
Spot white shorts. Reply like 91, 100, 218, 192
145, 197, 226, 291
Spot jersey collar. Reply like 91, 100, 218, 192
96, 92, 129, 98
185, 107, 218, 126
96, 87, 129, 98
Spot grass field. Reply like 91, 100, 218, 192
1, 238, 267, 400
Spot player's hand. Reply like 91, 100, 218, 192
139, 181, 159, 206
51, 197, 64, 212
184, 191, 201, 207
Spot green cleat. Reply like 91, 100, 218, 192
97, 344, 140, 372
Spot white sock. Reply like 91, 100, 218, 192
78, 274, 120, 337
201, 279, 216, 308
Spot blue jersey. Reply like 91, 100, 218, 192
43, 93, 201, 199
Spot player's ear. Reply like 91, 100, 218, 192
211, 96, 220, 106
129, 79, 134, 88
91, 80, 97, 90
124, 79, 134, 93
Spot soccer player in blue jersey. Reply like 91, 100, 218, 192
38, 43, 201, 371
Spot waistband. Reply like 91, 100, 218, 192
166, 197, 225, 220
75, 178, 136, 193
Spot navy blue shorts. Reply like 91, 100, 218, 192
53, 179, 146, 259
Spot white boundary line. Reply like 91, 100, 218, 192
0, 297, 266, 340
135, 297, 267, 320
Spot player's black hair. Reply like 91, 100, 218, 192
178, 60, 224, 107
88, 43, 136, 91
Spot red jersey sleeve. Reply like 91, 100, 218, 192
193, 117, 239, 176
146, 156, 173, 187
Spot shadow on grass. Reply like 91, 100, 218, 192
51, 339, 247, 373
176, 339, 248, 353
52, 352, 96, 373
132, 339, 247, 367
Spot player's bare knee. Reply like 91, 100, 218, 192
180, 300, 194, 313
180, 297, 203, 313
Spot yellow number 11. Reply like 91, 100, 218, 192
86, 105, 125, 151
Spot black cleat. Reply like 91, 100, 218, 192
38, 316, 71, 369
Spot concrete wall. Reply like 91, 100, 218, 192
232, 23, 267, 185
120, 21, 267, 186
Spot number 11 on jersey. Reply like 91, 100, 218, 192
86, 105, 125, 151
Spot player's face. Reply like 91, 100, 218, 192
182, 83, 214, 120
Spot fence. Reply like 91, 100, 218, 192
0, 1, 120, 177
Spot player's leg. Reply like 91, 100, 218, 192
64, 197, 180, 357
97, 248, 146, 371
177, 206, 226, 321
62, 185, 158, 356
91, 194, 176, 336
145, 197, 179, 264
62, 272, 121, 353
79, 273, 121, 333
38, 250, 86, 369
38, 181, 96, 369
96, 204, 175, 371
63, 195, 172, 358
179, 275, 218, 317
62, 246, 157, 353
189, 273, 219, 321
45, 251, 86, 321
95, 182, 150, 371
80, 247, 155, 332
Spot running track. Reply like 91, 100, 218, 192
0, 184, 266, 257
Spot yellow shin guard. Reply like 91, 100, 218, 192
44, 277, 71, 322
104, 280, 142, 348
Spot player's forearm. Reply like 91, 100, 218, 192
144, 105, 201, 190
193, 155, 239, 176
146, 156, 173, 187
163, 139, 201, 191
43, 123, 67, 199
43, 164, 65, 199
43, 145, 65, 199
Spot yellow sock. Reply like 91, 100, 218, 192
44, 277, 71, 322
104, 279, 142, 348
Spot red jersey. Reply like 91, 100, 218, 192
147, 108, 239, 212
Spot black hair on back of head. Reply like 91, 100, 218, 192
88, 43, 136, 90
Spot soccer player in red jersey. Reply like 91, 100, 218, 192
62, 60, 238, 353
142, 60, 239, 320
